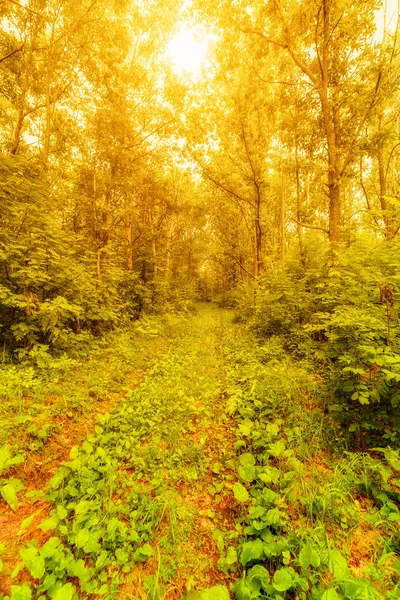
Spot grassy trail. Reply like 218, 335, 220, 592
1, 305, 399, 600
0, 307, 238, 599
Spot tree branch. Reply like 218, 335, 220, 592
0, 44, 24, 65
225, 252, 257, 280
289, 215, 329, 234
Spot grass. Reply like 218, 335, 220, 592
0, 305, 399, 599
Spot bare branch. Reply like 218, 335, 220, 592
0, 44, 24, 65
289, 215, 329, 234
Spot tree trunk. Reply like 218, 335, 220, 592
280, 170, 285, 261
295, 148, 305, 264
319, 0, 342, 244
124, 195, 133, 270
254, 204, 263, 277
377, 112, 395, 239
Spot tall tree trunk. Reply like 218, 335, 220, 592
43, 18, 56, 166
319, 0, 341, 244
377, 111, 394, 239
280, 170, 285, 261
10, 24, 36, 155
254, 202, 263, 277
295, 147, 305, 263
164, 220, 173, 281
124, 195, 133, 270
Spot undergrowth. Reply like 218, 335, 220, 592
1, 306, 399, 600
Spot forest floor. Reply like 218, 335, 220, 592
0, 305, 399, 600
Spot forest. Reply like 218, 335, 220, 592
0, 0, 400, 598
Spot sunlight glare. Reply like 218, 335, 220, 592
167, 26, 209, 79
375, 0, 399, 43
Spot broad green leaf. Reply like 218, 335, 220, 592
266, 423, 280, 437
53, 583, 75, 600
258, 467, 281, 484
240, 538, 264, 565
238, 465, 256, 482
38, 516, 59, 531
321, 588, 341, 600
75, 528, 90, 549
329, 549, 348, 580
96, 584, 109, 595
272, 568, 293, 592
233, 482, 249, 503
298, 542, 321, 569
268, 440, 286, 457
69, 446, 79, 460
239, 453, 256, 466
238, 424, 251, 437
225, 546, 237, 565
25, 490, 44, 504
249, 505, 265, 518
10, 584, 31, 600
133, 542, 154, 562
20, 547, 38, 563
233, 579, 252, 600
246, 564, 270, 591
264, 507, 284, 526
199, 586, 230, 600
56, 505, 68, 520
18, 514, 35, 536
0, 444, 24, 475
27, 556, 45, 579
67, 558, 90, 581
1, 482, 18, 511
39, 537, 61, 558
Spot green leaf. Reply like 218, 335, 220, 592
75, 528, 90, 549
39, 537, 61, 558
198, 586, 230, 600
233, 482, 249, 503
238, 465, 256, 482
233, 580, 252, 600
246, 564, 270, 591
225, 546, 237, 565
240, 538, 264, 565
321, 588, 341, 600
56, 505, 68, 520
25, 490, 44, 504
298, 542, 321, 569
26, 556, 45, 579
69, 446, 79, 460
18, 514, 35, 536
239, 453, 256, 466
268, 440, 286, 457
0, 444, 24, 476
329, 549, 348, 580
272, 568, 293, 592
133, 542, 154, 562
20, 547, 37, 563
96, 584, 109, 595
10, 584, 32, 600
38, 516, 59, 531
1, 482, 18, 511
53, 583, 76, 600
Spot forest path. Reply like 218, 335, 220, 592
2, 306, 397, 600
2, 305, 239, 599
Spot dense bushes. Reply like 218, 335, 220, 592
0, 156, 196, 362
228, 237, 400, 447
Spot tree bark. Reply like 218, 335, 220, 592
295, 147, 305, 263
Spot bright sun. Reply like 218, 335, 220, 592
167, 26, 209, 79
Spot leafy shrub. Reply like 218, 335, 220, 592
231, 236, 400, 446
